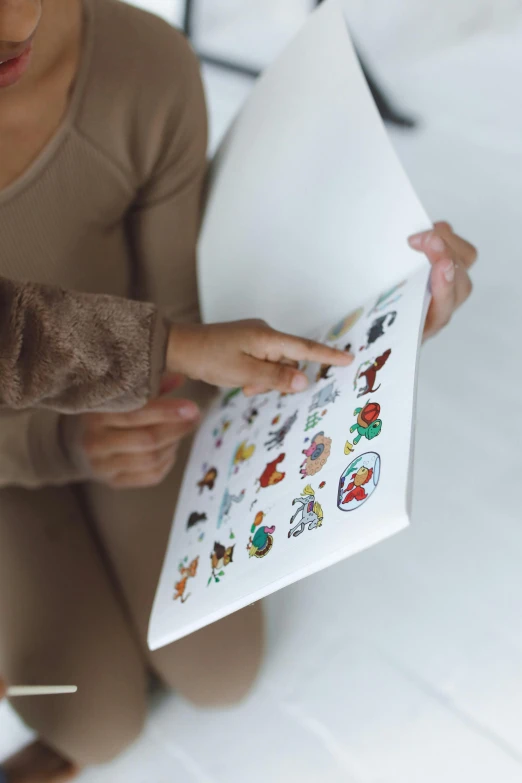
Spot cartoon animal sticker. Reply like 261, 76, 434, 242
213, 418, 232, 448
309, 382, 340, 412
354, 349, 392, 397
300, 431, 332, 478
197, 467, 218, 493
217, 488, 245, 528
187, 511, 207, 530
222, 388, 242, 408
208, 541, 235, 585
360, 312, 396, 351
347, 400, 382, 447
241, 398, 269, 430
264, 411, 298, 451
233, 441, 256, 469
288, 485, 324, 538
316, 343, 352, 382
337, 452, 381, 510
368, 281, 405, 316
326, 308, 364, 342
256, 453, 286, 492
174, 556, 199, 603
247, 511, 276, 559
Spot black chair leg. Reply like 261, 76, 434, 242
182, 0, 415, 127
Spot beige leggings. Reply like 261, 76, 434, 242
0, 447, 263, 766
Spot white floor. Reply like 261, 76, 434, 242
2, 2, 522, 781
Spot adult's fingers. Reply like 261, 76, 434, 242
408, 224, 477, 270
90, 398, 200, 431
109, 450, 176, 489
84, 419, 197, 458
424, 259, 458, 340
92, 445, 177, 482
433, 221, 478, 269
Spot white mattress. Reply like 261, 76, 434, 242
2, 2, 522, 780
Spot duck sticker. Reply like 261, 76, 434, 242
208, 541, 235, 585
197, 466, 218, 494
230, 441, 256, 475
326, 308, 364, 342
316, 343, 352, 383
247, 511, 276, 559
217, 488, 245, 528
174, 556, 199, 603
256, 453, 286, 492
368, 281, 406, 316
300, 431, 332, 478
187, 511, 207, 530
360, 312, 397, 351
288, 485, 324, 538
354, 349, 392, 398
338, 452, 381, 510
264, 411, 298, 451
345, 400, 382, 452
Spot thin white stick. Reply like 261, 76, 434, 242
7, 686, 78, 697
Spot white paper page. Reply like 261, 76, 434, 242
198, 0, 431, 335
149, 268, 429, 650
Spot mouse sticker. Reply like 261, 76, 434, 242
338, 453, 381, 511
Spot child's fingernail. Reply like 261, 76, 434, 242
443, 259, 455, 283
291, 374, 308, 392
408, 233, 424, 249
179, 403, 199, 420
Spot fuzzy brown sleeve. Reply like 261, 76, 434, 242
0, 277, 168, 412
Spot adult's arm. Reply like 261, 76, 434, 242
0, 276, 169, 412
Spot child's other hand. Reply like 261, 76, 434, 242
167, 319, 354, 396
408, 222, 477, 341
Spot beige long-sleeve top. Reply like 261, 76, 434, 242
0, 0, 207, 487
0, 276, 168, 412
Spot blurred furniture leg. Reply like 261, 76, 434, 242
315, 0, 415, 127
182, 0, 415, 127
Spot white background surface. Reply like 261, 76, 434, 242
2, 1, 522, 780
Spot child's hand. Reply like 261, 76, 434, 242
408, 222, 477, 340
167, 319, 354, 396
